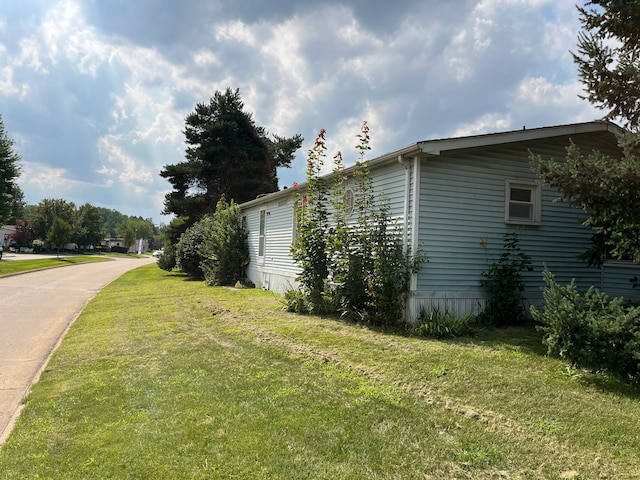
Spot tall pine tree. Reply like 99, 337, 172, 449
0, 114, 21, 226
574, 0, 640, 129
160, 88, 302, 227
532, 1, 640, 262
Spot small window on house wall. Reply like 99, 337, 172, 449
259, 210, 266, 257
505, 180, 541, 225
344, 188, 355, 217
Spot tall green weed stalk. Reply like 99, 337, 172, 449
289, 122, 421, 326
290, 130, 330, 311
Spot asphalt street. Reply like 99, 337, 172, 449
0, 256, 156, 445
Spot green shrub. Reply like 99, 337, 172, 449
156, 242, 177, 271
361, 211, 413, 326
413, 304, 475, 338
175, 215, 215, 279
201, 198, 249, 286
532, 269, 640, 383
479, 233, 532, 326
290, 124, 424, 325
283, 288, 312, 314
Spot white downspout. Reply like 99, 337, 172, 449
410, 155, 421, 292
398, 155, 410, 254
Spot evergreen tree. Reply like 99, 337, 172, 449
0, 114, 21, 225
160, 88, 302, 227
574, 0, 640, 129
8, 184, 26, 224
532, 1, 640, 262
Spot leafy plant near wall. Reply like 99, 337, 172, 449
478, 233, 533, 326
289, 122, 421, 326
290, 129, 331, 311
327, 126, 372, 319
412, 304, 475, 338
161, 198, 250, 287
200, 196, 249, 286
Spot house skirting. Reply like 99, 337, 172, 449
247, 266, 299, 292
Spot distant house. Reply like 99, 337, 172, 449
1, 225, 17, 250
102, 238, 125, 249
240, 121, 640, 319
101, 237, 149, 253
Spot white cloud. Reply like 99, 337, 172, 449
0, 0, 602, 222
451, 113, 512, 138
17, 38, 48, 74
97, 135, 154, 193
19, 161, 74, 192
516, 76, 581, 106
215, 20, 257, 46
40, 0, 110, 76
192, 50, 219, 67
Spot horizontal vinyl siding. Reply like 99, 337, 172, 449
263, 197, 299, 273
365, 162, 407, 218
242, 161, 411, 293
601, 263, 640, 300
416, 134, 611, 298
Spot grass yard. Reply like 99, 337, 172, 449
0, 255, 111, 276
0, 265, 638, 479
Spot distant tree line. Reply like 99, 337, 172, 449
7, 198, 163, 252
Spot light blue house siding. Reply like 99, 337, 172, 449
244, 193, 299, 292
243, 160, 413, 292
411, 134, 617, 317
241, 121, 640, 320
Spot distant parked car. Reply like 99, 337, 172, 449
152, 249, 163, 257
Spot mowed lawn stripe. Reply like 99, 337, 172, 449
0, 265, 638, 479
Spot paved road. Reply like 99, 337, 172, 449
0, 256, 156, 445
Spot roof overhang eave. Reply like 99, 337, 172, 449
417, 120, 624, 155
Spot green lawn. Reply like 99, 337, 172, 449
0, 265, 638, 479
0, 255, 111, 275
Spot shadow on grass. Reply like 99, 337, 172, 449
450, 325, 548, 356
449, 325, 640, 398
574, 371, 640, 398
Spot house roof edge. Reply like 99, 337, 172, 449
417, 120, 623, 155
239, 120, 623, 209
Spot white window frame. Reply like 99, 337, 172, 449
344, 188, 355, 218
258, 209, 266, 261
505, 180, 541, 226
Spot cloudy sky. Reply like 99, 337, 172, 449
1, 0, 600, 224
